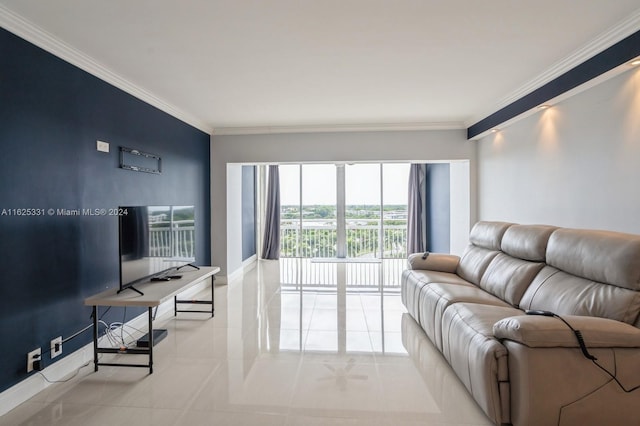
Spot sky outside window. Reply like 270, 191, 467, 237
279, 163, 410, 206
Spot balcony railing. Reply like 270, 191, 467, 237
278, 258, 406, 289
280, 218, 407, 259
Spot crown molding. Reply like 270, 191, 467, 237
212, 121, 465, 136
465, 8, 640, 128
0, 5, 213, 135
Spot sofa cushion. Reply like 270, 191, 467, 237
419, 283, 510, 350
441, 303, 523, 424
479, 253, 544, 307
546, 228, 640, 291
520, 266, 640, 325
500, 224, 558, 261
400, 269, 473, 325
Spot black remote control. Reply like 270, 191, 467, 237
525, 310, 555, 316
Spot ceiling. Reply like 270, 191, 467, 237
1, 1, 640, 134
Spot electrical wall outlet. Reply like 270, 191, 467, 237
51, 336, 62, 358
27, 348, 41, 373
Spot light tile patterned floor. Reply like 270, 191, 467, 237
2, 260, 492, 425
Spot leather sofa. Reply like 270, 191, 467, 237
400, 221, 640, 426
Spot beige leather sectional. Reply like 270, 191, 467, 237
401, 221, 640, 426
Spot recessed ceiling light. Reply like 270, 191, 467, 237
538, 105, 550, 110
630, 59, 640, 66
491, 128, 499, 133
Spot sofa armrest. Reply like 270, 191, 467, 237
493, 315, 640, 348
407, 252, 460, 273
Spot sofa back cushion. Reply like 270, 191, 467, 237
456, 221, 513, 285
520, 267, 640, 324
457, 247, 499, 285
520, 228, 640, 325
501, 224, 558, 262
479, 254, 544, 307
546, 228, 640, 291
468, 221, 513, 250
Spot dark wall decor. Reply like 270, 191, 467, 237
119, 146, 162, 174
0, 28, 211, 392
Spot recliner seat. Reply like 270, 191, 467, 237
400, 221, 640, 426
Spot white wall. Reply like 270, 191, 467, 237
225, 164, 244, 278
450, 161, 471, 255
477, 67, 640, 234
211, 129, 475, 278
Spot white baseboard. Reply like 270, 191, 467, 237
242, 255, 257, 271
226, 267, 243, 284
0, 343, 93, 417
243, 254, 257, 267
224, 256, 257, 284
0, 279, 211, 417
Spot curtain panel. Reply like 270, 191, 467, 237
261, 165, 281, 259
407, 164, 425, 254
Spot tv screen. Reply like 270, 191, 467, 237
119, 205, 196, 292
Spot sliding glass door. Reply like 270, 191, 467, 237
302, 164, 337, 258
279, 164, 338, 258
279, 165, 301, 257
279, 163, 409, 260
345, 164, 382, 258
382, 163, 410, 259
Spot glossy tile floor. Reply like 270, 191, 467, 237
3, 260, 492, 425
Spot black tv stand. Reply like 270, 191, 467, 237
117, 285, 144, 296
177, 263, 200, 271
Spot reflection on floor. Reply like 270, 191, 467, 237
2, 260, 492, 425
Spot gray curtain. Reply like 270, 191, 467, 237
261, 165, 281, 259
407, 164, 425, 254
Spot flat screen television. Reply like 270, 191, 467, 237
118, 205, 196, 294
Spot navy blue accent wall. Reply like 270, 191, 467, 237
468, 29, 640, 139
425, 164, 450, 253
0, 28, 210, 392
241, 166, 257, 261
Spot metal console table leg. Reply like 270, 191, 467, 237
92, 305, 98, 372
174, 275, 215, 317
91, 306, 155, 374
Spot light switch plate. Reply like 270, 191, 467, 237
97, 140, 109, 153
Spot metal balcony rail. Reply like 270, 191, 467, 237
278, 258, 406, 290
279, 217, 407, 289
280, 218, 408, 260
